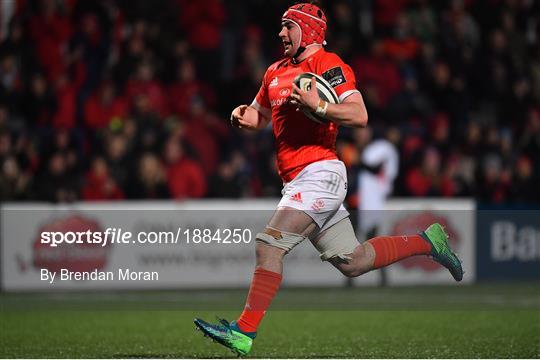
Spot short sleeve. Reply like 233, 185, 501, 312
250, 71, 272, 119
319, 54, 360, 103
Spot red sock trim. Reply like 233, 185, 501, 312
237, 268, 282, 333
367, 234, 431, 269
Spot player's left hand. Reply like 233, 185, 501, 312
289, 77, 319, 112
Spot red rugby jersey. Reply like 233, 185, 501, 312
251, 48, 359, 182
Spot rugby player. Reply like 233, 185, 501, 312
194, 2, 463, 355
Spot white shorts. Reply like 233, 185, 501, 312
278, 159, 350, 232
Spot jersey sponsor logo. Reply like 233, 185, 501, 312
270, 97, 287, 107
269, 76, 279, 88
322, 66, 346, 88
290, 192, 303, 203
279, 88, 290, 96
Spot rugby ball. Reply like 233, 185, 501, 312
293, 72, 339, 124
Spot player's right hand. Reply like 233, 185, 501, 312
230, 105, 248, 128
231, 105, 262, 130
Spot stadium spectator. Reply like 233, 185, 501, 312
24, 73, 56, 126
385, 71, 430, 123
167, 57, 216, 117
518, 108, 540, 170
0, 130, 11, 162
352, 40, 402, 108
130, 93, 164, 154
381, 13, 420, 62
405, 147, 454, 197
104, 133, 131, 191
113, 28, 147, 88
373, 0, 408, 35
477, 154, 511, 204
177, 0, 226, 80
0, 17, 36, 86
52, 73, 77, 128
429, 113, 451, 156
125, 61, 167, 117
0, 156, 31, 200
0, 54, 23, 111
511, 156, 537, 204
81, 156, 124, 200
255, 153, 282, 198
67, 12, 110, 100
183, 97, 229, 175
84, 82, 128, 129
207, 156, 244, 198
28, 0, 72, 82
126, 152, 170, 199
36, 152, 79, 202
163, 137, 206, 200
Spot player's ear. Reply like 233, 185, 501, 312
311, 76, 316, 90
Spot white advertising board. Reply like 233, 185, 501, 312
1, 199, 474, 291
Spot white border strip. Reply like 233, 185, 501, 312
251, 99, 272, 119
338, 89, 360, 103
286, 8, 326, 24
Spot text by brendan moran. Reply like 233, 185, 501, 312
40, 268, 159, 283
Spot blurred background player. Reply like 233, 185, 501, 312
194, 2, 463, 355
356, 126, 399, 286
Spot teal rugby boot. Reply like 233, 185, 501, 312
194, 317, 256, 356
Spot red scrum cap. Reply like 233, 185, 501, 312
282, 3, 327, 48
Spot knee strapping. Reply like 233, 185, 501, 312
313, 218, 359, 261
256, 227, 305, 253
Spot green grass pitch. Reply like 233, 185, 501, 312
1, 283, 539, 358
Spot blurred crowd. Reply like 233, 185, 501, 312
0, 0, 538, 205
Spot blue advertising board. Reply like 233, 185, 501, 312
477, 209, 540, 281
